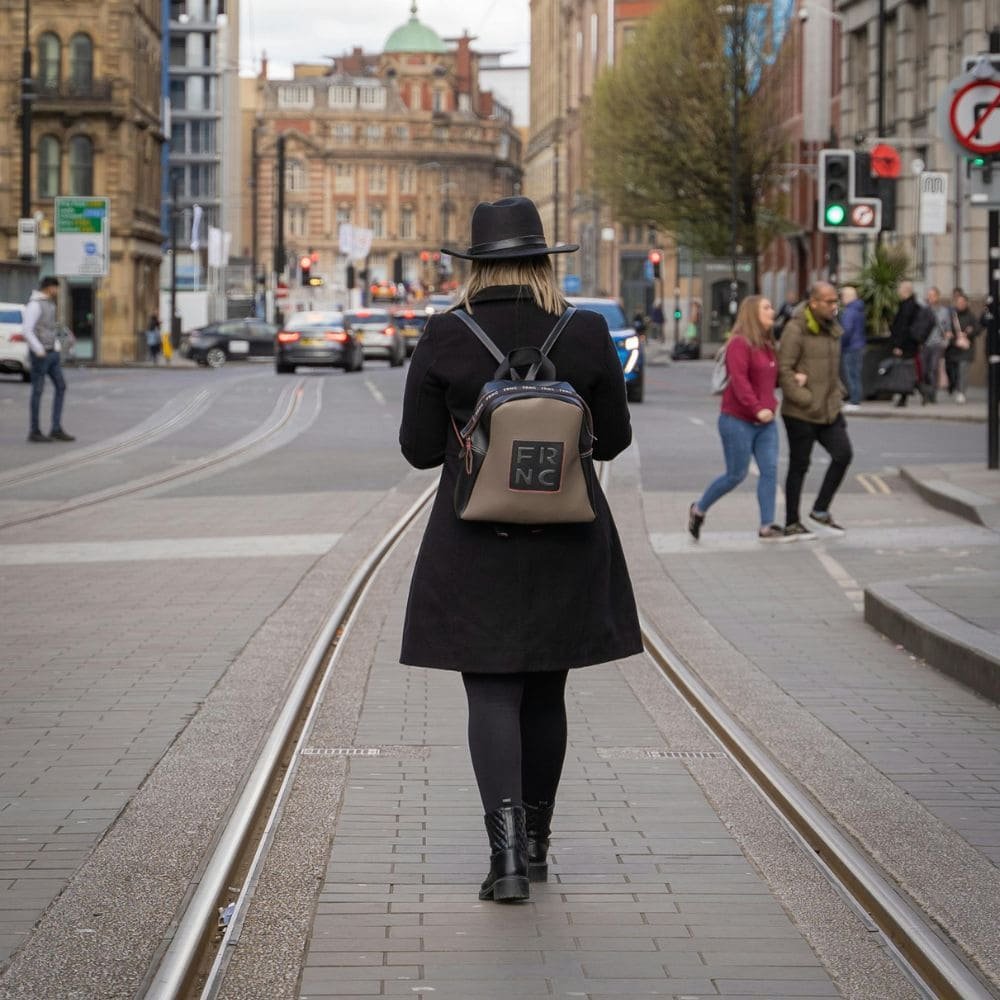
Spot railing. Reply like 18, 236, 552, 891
34, 78, 113, 102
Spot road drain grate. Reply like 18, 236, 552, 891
597, 747, 727, 760
301, 747, 382, 757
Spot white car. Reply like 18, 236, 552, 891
0, 302, 30, 382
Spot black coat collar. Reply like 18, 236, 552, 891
469, 285, 536, 304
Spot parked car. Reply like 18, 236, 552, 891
345, 308, 406, 366
0, 302, 30, 382
391, 307, 429, 356
183, 318, 278, 368
568, 297, 645, 403
424, 293, 454, 316
275, 311, 363, 374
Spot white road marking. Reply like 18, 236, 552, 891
811, 546, 865, 611
0, 534, 342, 565
688, 416, 705, 426
365, 379, 386, 405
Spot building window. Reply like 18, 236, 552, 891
190, 163, 216, 197
912, 3, 929, 112
38, 33, 60, 91
358, 85, 386, 109
288, 205, 307, 237
69, 34, 93, 93
190, 120, 215, 153
400, 206, 415, 239
334, 163, 354, 194
400, 167, 416, 195
370, 206, 384, 238
850, 29, 868, 131
277, 84, 313, 108
169, 78, 186, 111
432, 89, 444, 112
369, 164, 387, 194
336, 205, 352, 227
69, 135, 93, 195
395, 125, 409, 141
365, 124, 383, 141
329, 85, 356, 108
38, 135, 61, 198
170, 125, 187, 155
333, 123, 353, 143
286, 158, 307, 192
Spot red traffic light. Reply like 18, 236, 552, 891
648, 250, 662, 264
299, 256, 312, 269
420, 250, 430, 262
870, 143, 901, 179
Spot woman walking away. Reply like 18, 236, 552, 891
398, 197, 642, 903
688, 295, 782, 541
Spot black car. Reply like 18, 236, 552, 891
184, 318, 278, 368
275, 311, 364, 374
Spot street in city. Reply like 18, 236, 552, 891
0, 357, 997, 999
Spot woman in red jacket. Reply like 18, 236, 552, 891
688, 295, 783, 540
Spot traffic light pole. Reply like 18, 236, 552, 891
989, 205, 1000, 470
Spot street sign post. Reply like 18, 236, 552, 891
54, 197, 109, 277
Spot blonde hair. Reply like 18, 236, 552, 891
732, 295, 775, 350
456, 256, 570, 316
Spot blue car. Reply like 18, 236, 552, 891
568, 297, 645, 402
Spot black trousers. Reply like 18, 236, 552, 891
782, 413, 853, 525
462, 671, 569, 814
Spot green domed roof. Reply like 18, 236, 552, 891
384, 2, 447, 53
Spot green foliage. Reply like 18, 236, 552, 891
585, 0, 790, 261
847, 244, 910, 338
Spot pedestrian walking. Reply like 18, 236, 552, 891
24, 276, 75, 444
922, 287, 951, 403
778, 281, 852, 538
145, 314, 162, 364
687, 295, 783, 542
838, 285, 867, 410
398, 196, 642, 903
945, 289, 981, 404
887, 281, 931, 407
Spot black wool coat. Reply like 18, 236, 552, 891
398, 285, 643, 674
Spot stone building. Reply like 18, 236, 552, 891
243, 3, 522, 305
0, 0, 163, 362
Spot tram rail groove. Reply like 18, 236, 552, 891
142, 481, 437, 1000
0, 378, 307, 531
639, 614, 995, 1000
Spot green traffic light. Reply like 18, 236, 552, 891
673, 309, 682, 320
825, 204, 846, 226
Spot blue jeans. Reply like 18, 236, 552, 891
29, 350, 66, 435
841, 347, 864, 405
697, 412, 779, 526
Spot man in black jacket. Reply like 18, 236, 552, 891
888, 281, 930, 407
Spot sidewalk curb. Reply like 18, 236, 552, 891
899, 466, 1000, 527
865, 579, 1000, 704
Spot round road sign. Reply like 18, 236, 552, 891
948, 78, 1000, 155
850, 204, 876, 228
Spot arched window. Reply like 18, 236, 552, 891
69, 33, 93, 93
38, 135, 61, 198
69, 135, 94, 195
37, 33, 61, 91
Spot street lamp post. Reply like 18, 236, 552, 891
719, 1, 743, 323
169, 170, 180, 346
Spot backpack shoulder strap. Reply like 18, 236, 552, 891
452, 309, 505, 365
538, 307, 577, 357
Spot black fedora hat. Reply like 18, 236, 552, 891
444, 197, 579, 260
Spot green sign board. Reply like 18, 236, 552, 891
54, 197, 109, 277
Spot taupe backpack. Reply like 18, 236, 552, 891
451, 307, 597, 525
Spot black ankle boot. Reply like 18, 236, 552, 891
479, 799, 529, 902
524, 800, 554, 882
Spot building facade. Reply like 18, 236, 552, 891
0, 0, 164, 361
243, 5, 522, 308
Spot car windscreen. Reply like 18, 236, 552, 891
576, 302, 628, 330
0, 309, 22, 323
346, 312, 390, 325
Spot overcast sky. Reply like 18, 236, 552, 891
240, 0, 530, 77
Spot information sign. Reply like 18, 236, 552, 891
918, 173, 949, 234
54, 197, 109, 277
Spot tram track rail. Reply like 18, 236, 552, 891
0, 378, 308, 531
139, 461, 995, 1000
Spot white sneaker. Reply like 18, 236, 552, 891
955, 392, 966, 404
842, 403, 860, 412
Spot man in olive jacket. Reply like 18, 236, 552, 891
778, 281, 854, 538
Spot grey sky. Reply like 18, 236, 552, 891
241, 0, 530, 77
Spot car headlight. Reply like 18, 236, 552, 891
624, 335, 640, 351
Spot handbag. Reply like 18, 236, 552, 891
875, 356, 917, 395
710, 342, 729, 394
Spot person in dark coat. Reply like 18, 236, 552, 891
837, 286, 867, 410
398, 196, 642, 904
888, 280, 928, 407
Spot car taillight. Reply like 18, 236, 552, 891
383, 325, 396, 335
10, 333, 24, 342
324, 330, 348, 342
277, 331, 300, 343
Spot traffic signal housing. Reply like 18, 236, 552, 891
648, 249, 662, 279
817, 149, 882, 235
299, 255, 312, 286
673, 306, 683, 321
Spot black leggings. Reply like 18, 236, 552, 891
461, 671, 569, 814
